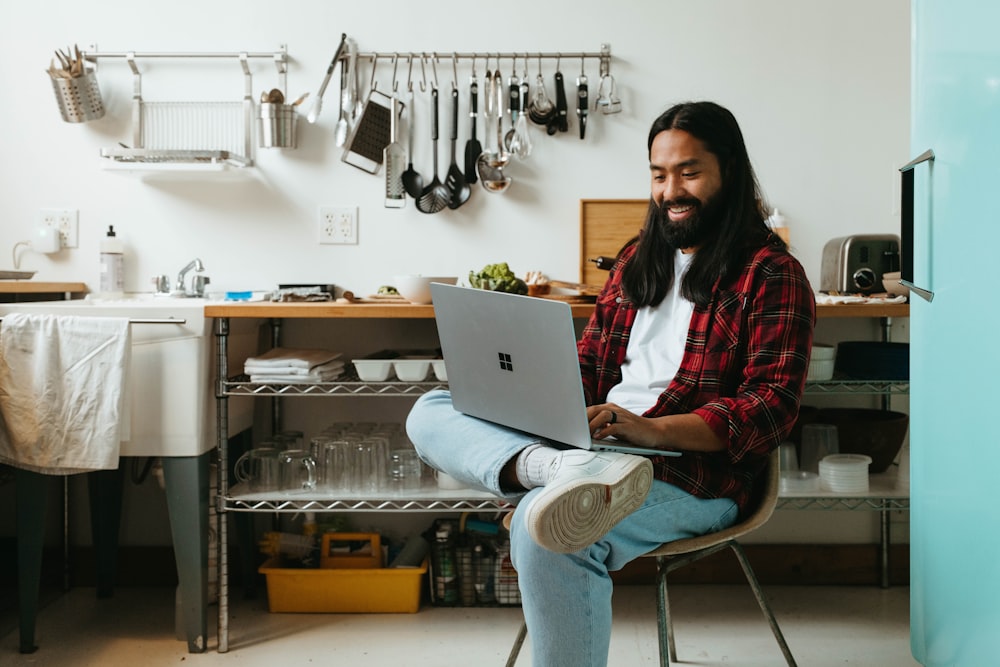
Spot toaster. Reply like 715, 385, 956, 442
820, 234, 901, 294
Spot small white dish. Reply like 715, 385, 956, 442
352, 359, 394, 382
393, 359, 431, 382
431, 359, 447, 381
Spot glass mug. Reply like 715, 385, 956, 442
799, 423, 839, 474
278, 449, 317, 493
233, 447, 280, 493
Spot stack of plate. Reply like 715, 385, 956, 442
819, 454, 872, 493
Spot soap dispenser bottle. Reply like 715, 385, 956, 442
99, 225, 125, 298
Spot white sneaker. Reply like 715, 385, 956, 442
521, 450, 653, 553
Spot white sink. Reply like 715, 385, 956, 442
0, 294, 256, 457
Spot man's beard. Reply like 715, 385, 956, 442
656, 193, 722, 249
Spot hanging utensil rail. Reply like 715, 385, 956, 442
349, 44, 612, 77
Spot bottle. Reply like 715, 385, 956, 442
99, 225, 125, 297
432, 523, 458, 605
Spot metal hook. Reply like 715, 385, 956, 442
523, 53, 529, 79
391, 53, 399, 93
431, 52, 439, 89
470, 54, 476, 79
537, 53, 543, 77
580, 55, 586, 75
407, 54, 414, 92
419, 53, 427, 92
368, 54, 378, 91
556, 53, 562, 72
451, 52, 458, 90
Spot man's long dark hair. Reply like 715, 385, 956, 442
621, 101, 777, 307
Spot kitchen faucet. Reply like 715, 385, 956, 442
174, 258, 205, 297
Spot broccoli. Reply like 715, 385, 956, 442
468, 262, 528, 295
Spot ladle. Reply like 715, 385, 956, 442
416, 85, 451, 214
476, 70, 512, 193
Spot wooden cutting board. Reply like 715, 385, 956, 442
579, 199, 648, 286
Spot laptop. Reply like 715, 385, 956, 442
430, 282, 680, 458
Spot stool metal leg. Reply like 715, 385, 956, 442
655, 555, 677, 666
730, 543, 797, 667
505, 620, 528, 667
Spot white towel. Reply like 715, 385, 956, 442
245, 359, 345, 376
0, 313, 131, 474
244, 347, 341, 372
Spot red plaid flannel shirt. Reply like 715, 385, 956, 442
578, 239, 815, 514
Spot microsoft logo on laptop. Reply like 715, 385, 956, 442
498, 352, 513, 372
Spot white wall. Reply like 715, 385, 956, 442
0, 0, 911, 547
2, 0, 909, 295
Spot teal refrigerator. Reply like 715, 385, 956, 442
908, 1, 1000, 664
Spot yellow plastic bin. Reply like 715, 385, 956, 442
259, 557, 427, 613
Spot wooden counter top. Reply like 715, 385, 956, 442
0, 281, 87, 294
205, 300, 909, 320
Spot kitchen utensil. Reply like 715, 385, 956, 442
576, 71, 589, 139
550, 69, 569, 134
306, 33, 347, 124
342, 87, 393, 174
528, 70, 556, 126
384, 95, 406, 208
510, 76, 532, 159
596, 74, 622, 114
445, 87, 471, 209
476, 70, 512, 193
401, 87, 424, 198
291, 92, 310, 107
504, 68, 520, 150
464, 73, 481, 184
416, 86, 451, 214
335, 39, 357, 146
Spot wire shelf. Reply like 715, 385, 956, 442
803, 379, 909, 395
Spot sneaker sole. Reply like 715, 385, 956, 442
523, 456, 654, 553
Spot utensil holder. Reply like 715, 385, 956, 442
51, 69, 105, 123
258, 102, 297, 148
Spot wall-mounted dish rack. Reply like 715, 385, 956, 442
83, 46, 289, 173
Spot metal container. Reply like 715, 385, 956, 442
820, 234, 900, 294
51, 70, 105, 123
258, 102, 297, 148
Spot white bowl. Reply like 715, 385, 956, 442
807, 343, 836, 381
391, 275, 458, 304
393, 359, 431, 382
352, 359, 394, 382
431, 359, 448, 381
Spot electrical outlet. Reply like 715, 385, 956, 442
39, 208, 79, 248
318, 206, 358, 245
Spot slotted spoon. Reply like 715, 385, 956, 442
416, 86, 451, 214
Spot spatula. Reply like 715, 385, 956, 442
464, 74, 482, 184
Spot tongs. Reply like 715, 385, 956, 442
306, 33, 347, 124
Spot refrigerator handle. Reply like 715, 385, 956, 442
899, 149, 935, 302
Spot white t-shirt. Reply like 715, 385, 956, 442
606, 250, 695, 415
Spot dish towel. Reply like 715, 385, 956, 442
244, 347, 342, 371
0, 313, 131, 474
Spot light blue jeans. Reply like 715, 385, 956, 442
406, 390, 738, 667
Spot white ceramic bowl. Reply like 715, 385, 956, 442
352, 359, 394, 382
807, 343, 836, 381
393, 359, 431, 382
431, 359, 448, 381
391, 275, 458, 304
882, 271, 909, 297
